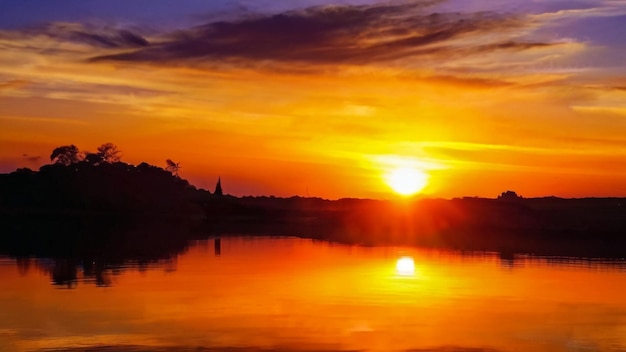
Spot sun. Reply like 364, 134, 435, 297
386, 167, 429, 196
396, 256, 415, 276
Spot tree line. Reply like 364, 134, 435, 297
1, 142, 210, 215
48, 143, 181, 177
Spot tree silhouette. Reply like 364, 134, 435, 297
498, 190, 522, 201
50, 145, 81, 165
97, 143, 121, 163
165, 159, 181, 177
84, 152, 102, 165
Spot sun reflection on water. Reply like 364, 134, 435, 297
396, 256, 415, 276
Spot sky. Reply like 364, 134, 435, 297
1, 0, 626, 199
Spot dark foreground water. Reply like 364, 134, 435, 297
2, 236, 626, 352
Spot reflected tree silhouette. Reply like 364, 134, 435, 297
214, 238, 221, 256
15, 257, 31, 276
82, 259, 112, 287
1, 216, 195, 288
51, 259, 78, 288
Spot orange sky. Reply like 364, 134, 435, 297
2, 1, 626, 199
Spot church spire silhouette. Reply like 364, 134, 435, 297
214, 177, 223, 196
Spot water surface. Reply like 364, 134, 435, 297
2, 237, 626, 352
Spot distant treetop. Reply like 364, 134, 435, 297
498, 190, 522, 201
165, 159, 181, 177
97, 143, 121, 163
50, 145, 81, 166
50, 143, 121, 166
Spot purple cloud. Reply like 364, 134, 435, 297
90, 2, 555, 66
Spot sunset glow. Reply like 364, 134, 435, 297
386, 167, 429, 196
3, 1, 626, 348
396, 256, 416, 276
2, 1, 626, 198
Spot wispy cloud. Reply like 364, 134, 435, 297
1, 22, 149, 49
21, 153, 41, 164
0, 79, 28, 91
0, 23, 153, 71
2, 0, 626, 197
90, 2, 556, 68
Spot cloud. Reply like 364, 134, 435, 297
406, 348, 501, 352
0, 79, 28, 91
38, 344, 501, 352
0, 22, 149, 50
71, 29, 149, 48
90, 2, 554, 67
38, 346, 363, 352
21, 153, 41, 163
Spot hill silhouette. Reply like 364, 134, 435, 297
0, 161, 207, 216
0, 143, 213, 275
3, 143, 626, 259
202, 195, 626, 257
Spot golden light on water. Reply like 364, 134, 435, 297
396, 256, 415, 276
386, 167, 429, 196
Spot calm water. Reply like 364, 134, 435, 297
2, 236, 626, 352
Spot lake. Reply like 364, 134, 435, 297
2, 236, 626, 352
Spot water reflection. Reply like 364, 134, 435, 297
8, 257, 178, 288
0, 217, 195, 288
14, 256, 31, 276
497, 253, 626, 271
395, 256, 415, 276
2, 237, 626, 352
6, 241, 626, 291
214, 237, 221, 256
498, 251, 516, 269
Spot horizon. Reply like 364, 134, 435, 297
5, 156, 623, 201
2, 0, 626, 199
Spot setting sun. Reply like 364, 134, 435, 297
386, 167, 429, 196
